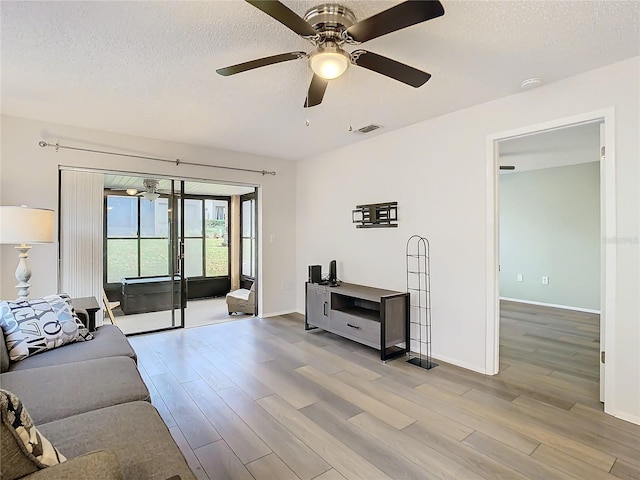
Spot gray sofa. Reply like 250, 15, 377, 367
1, 321, 196, 480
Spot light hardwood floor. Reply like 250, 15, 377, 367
127, 301, 640, 480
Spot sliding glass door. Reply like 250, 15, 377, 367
104, 174, 253, 332
104, 179, 184, 334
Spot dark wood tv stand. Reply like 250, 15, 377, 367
305, 282, 409, 361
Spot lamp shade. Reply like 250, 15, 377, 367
0, 206, 55, 245
310, 46, 350, 80
142, 192, 160, 201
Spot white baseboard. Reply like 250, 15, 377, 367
428, 352, 488, 375
613, 410, 640, 426
260, 309, 297, 318
500, 297, 600, 314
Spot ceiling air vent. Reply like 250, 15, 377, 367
354, 124, 382, 134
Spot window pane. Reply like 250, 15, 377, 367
184, 238, 203, 278
242, 238, 252, 277
204, 199, 228, 278
204, 200, 228, 238
242, 200, 253, 235
241, 197, 255, 278
206, 237, 228, 277
107, 196, 137, 237
140, 239, 169, 277
107, 239, 138, 283
251, 237, 255, 277
140, 198, 169, 237
184, 199, 202, 237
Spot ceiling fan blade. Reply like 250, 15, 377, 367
345, 0, 444, 43
351, 50, 431, 87
216, 51, 306, 76
245, 0, 318, 37
304, 74, 328, 108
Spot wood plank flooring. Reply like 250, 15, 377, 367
128, 301, 640, 480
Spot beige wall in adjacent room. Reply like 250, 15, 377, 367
500, 162, 601, 311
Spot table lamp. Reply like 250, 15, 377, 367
0, 205, 55, 301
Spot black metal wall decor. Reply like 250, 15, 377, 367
352, 202, 398, 228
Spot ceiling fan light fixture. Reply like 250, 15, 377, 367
142, 191, 160, 201
310, 46, 350, 80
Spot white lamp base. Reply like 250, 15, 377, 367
14, 244, 32, 301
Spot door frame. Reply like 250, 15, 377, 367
485, 107, 616, 413
239, 190, 258, 315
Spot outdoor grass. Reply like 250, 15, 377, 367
107, 237, 228, 283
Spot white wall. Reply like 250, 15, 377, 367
500, 162, 600, 311
0, 115, 297, 317
296, 57, 639, 423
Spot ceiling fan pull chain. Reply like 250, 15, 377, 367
347, 66, 353, 132
305, 60, 311, 127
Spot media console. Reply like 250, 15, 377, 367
305, 282, 409, 361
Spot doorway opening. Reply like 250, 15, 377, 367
486, 108, 616, 412
497, 122, 602, 406
103, 174, 257, 335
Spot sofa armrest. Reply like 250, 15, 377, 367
21, 451, 122, 480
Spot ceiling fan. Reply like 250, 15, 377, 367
108, 179, 163, 201
216, 0, 445, 107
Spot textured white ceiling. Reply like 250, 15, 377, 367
1, 1, 639, 161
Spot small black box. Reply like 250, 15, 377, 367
308, 265, 322, 283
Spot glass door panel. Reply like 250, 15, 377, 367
184, 238, 204, 277
171, 181, 185, 331
103, 178, 184, 335
240, 193, 256, 290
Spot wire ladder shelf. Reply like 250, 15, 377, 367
406, 235, 437, 370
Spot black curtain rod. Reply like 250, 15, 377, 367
38, 141, 277, 176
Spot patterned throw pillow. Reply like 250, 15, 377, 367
0, 389, 66, 480
0, 294, 93, 362
58, 294, 94, 342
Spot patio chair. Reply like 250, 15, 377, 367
226, 283, 255, 315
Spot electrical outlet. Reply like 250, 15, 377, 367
542, 276, 549, 285
517, 274, 523, 282
286, 281, 292, 290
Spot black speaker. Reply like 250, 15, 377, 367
308, 265, 322, 283
329, 260, 337, 284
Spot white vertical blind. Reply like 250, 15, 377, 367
59, 169, 105, 326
